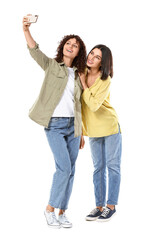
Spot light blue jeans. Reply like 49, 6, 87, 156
44, 117, 81, 210
89, 125, 122, 206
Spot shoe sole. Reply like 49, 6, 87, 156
85, 216, 100, 221
44, 212, 61, 229
47, 224, 61, 229
61, 224, 72, 228
97, 212, 116, 222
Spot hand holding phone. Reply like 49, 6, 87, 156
26, 15, 38, 23
23, 14, 38, 32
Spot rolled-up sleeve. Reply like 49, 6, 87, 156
82, 77, 111, 112
27, 43, 50, 71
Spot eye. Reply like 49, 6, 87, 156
73, 44, 78, 48
66, 42, 70, 45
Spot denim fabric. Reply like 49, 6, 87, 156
44, 117, 81, 210
89, 125, 122, 206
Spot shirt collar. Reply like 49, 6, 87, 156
59, 62, 77, 72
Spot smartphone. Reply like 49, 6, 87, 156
26, 15, 38, 23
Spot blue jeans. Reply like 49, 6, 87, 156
89, 125, 122, 206
44, 117, 81, 210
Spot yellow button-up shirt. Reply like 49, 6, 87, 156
81, 75, 120, 137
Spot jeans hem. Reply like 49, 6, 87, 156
96, 203, 106, 207
107, 201, 118, 205
48, 202, 68, 210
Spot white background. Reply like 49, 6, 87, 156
0, 0, 152, 239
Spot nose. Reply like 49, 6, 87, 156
90, 56, 95, 61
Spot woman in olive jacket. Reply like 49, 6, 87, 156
23, 15, 86, 228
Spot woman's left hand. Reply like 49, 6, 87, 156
79, 135, 85, 149
78, 72, 85, 84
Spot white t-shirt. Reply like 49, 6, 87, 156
52, 67, 75, 117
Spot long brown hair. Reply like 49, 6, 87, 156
55, 34, 86, 73
88, 44, 113, 80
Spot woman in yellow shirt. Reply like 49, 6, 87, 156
79, 45, 122, 222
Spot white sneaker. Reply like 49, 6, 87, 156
58, 213, 72, 228
44, 210, 61, 229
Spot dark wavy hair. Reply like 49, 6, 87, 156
55, 34, 86, 73
88, 44, 113, 80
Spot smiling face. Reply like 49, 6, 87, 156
63, 38, 80, 60
87, 48, 102, 70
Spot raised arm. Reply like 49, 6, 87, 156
23, 15, 49, 71
23, 15, 36, 48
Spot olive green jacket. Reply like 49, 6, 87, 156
27, 43, 83, 137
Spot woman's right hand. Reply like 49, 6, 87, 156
79, 135, 85, 149
23, 14, 31, 32
23, 14, 36, 48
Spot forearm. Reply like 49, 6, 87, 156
23, 29, 36, 48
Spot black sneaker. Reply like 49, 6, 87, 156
97, 207, 116, 222
85, 208, 102, 221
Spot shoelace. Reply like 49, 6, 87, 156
90, 208, 100, 215
61, 213, 70, 223
48, 212, 58, 222
101, 207, 110, 218
51, 212, 56, 219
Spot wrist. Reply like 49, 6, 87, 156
82, 84, 88, 90
23, 28, 30, 33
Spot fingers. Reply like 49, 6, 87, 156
80, 143, 85, 149
78, 73, 82, 78
23, 17, 27, 23
23, 17, 31, 27
23, 22, 31, 27
23, 14, 32, 23
79, 136, 85, 149
23, 21, 30, 25
23, 17, 28, 23
79, 140, 82, 149
23, 14, 32, 19
78, 72, 85, 81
